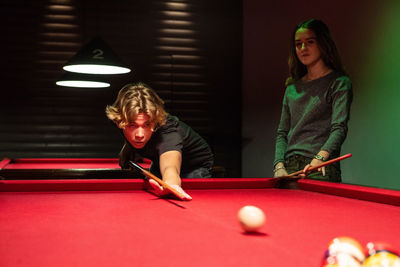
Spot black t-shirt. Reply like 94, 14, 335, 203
120, 115, 214, 174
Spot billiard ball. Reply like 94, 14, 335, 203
237, 205, 266, 232
321, 236, 364, 267
363, 241, 400, 267
365, 241, 400, 257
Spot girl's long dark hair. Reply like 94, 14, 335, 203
286, 19, 346, 85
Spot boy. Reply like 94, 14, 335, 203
106, 82, 214, 200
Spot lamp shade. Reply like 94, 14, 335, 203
56, 72, 110, 88
63, 36, 131, 75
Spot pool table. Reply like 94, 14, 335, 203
1, 158, 400, 267
0, 158, 150, 179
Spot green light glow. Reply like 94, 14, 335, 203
342, 1, 400, 189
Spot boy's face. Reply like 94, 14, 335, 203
123, 113, 155, 149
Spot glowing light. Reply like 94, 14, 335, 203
56, 80, 110, 88
63, 64, 131, 75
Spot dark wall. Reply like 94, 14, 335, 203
0, 0, 242, 177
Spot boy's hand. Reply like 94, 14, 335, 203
148, 179, 192, 201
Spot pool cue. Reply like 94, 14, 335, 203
128, 160, 186, 200
280, 153, 352, 179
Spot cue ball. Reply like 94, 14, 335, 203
237, 205, 266, 232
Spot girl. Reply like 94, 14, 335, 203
273, 19, 353, 181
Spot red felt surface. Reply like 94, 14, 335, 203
299, 179, 400, 206
1, 186, 400, 267
0, 178, 278, 192
1, 158, 120, 169
0, 158, 152, 170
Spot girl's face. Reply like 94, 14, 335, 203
295, 28, 322, 67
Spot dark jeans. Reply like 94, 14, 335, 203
150, 164, 212, 179
285, 154, 341, 182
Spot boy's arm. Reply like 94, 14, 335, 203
147, 150, 192, 200
159, 150, 182, 186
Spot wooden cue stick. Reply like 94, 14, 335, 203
284, 153, 352, 178
129, 161, 186, 199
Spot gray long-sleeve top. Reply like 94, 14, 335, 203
274, 71, 353, 167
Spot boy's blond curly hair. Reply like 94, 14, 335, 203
105, 82, 167, 130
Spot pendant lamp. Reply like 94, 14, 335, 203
56, 72, 110, 88
63, 36, 131, 75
